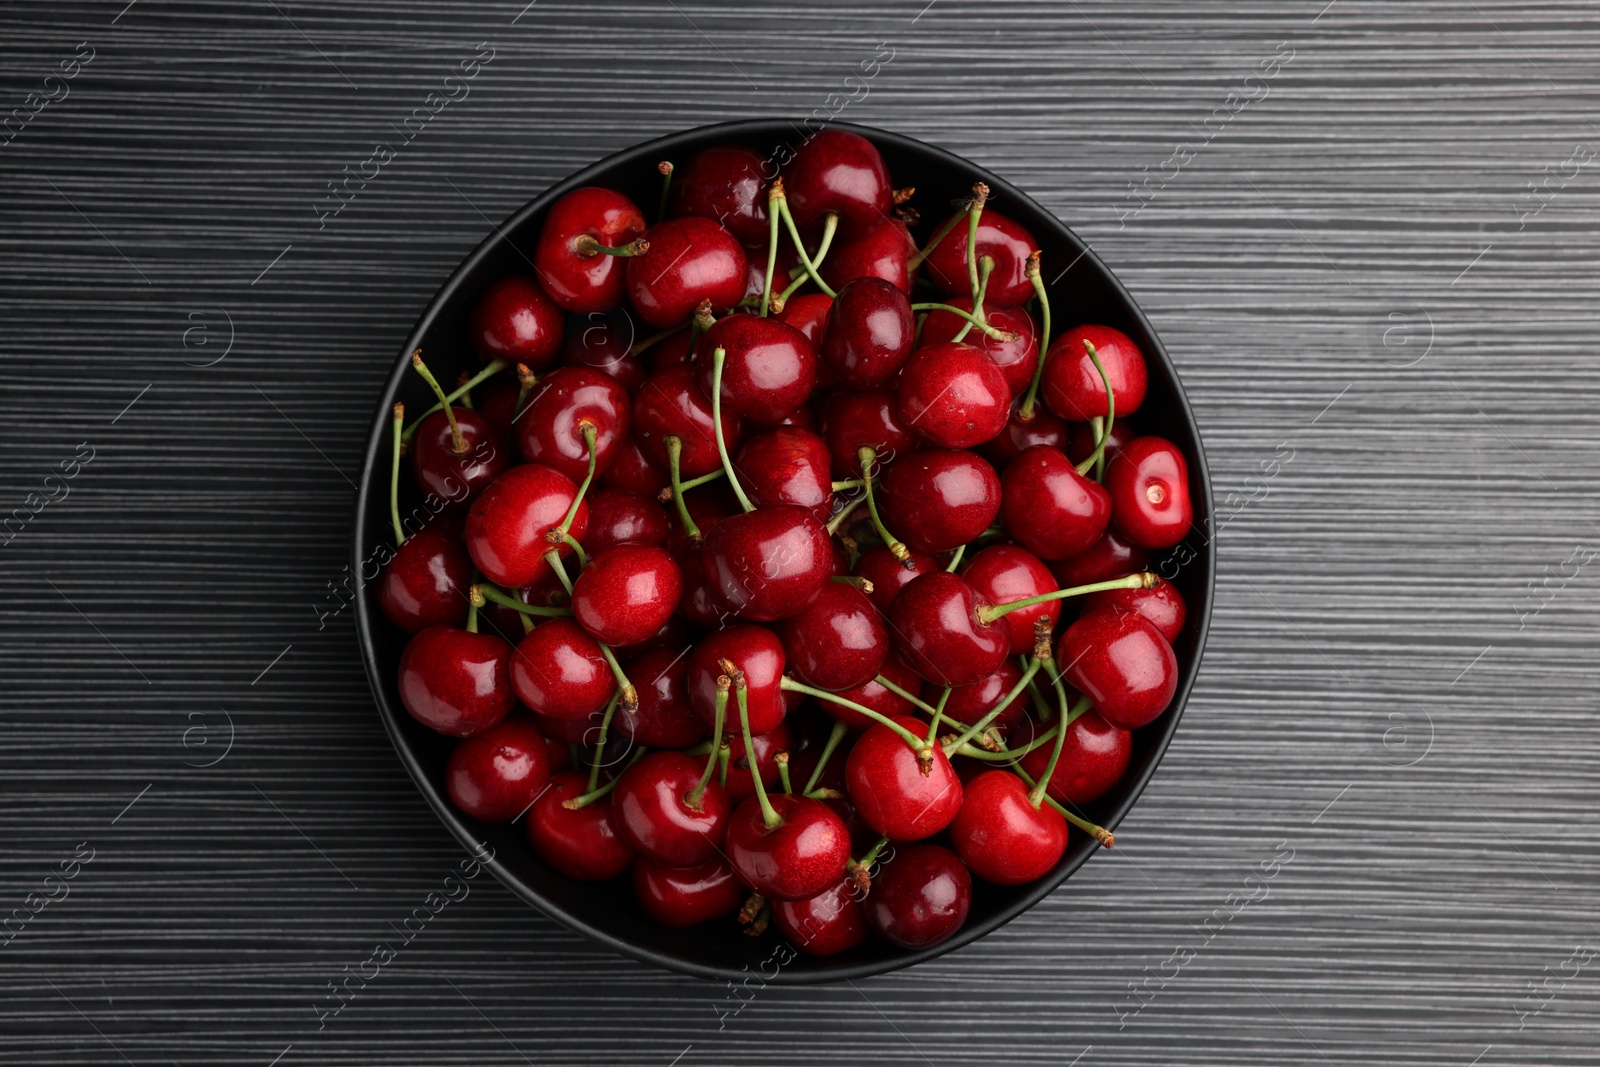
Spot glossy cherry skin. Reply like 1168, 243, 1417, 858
632, 855, 745, 928
470, 275, 564, 369
513, 366, 631, 482
735, 427, 833, 524
1067, 417, 1138, 466
560, 308, 648, 392
510, 618, 613, 720
821, 388, 918, 478
887, 571, 1009, 687
1041, 324, 1148, 421
398, 625, 514, 738
464, 464, 588, 589
580, 488, 669, 555
778, 580, 889, 691
865, 843, 972, 949
626, 216, 748, 328
599, 434, 668, 495
878, 450, 1002, 554
614, 645, 708, 749
960, 544, 1059, 655
687, 625, 788, 735
822, 216, 914, 294
695, 314, 816, 423
409, 409, 509, 507
701, 505, 832, 622
445, 715, 552, 822
1080, 578, 1186, 643
919, 299, 1039, 396
1000, 445, 1112, 561
949, 769, 1067, 885
852, 545, 938, 614
669, 144, 770, 245
845, 716, 962, 840
569, 544, 682, 647
1019, 710, 1132, 805
1060, 611, 1177, 730
633, 365, 743, 479
815, 656, 919, 733
1048, 529, 1151, 589
922, 207, 1037, 307
725, 793, 852, 901
612, 750, 731, 865
936, 658, 1030, 733
772, 878, 870, 956
982, 401, 1071, 466
775, 292, 833, 346
897, 341, 1011, 449
533, 186, 647, 313
817, 277, 914, 388
783, 129, 893, 235
526, 771, 635, 880
722, 718, 790, 802
1106, 435, 1192, 549
377, 525, 470, 633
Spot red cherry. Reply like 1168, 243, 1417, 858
632, 855, 745, 928
771, 878, 869, 956
676, 546, 735, 630
694, 314, 816, 423
1059, 611, 1177, 730
742, 238, 800, 302
687, 626, 787, 734
936, 658, 1030, 733
817, 277, 914, 388
701, 505, 832, 622
878, 449, 1002, 554
897, 341, 1011, 449
599, 434, 667, 495
510, 618, 613, 721
821, 388, 917, 478
612, 750, 731, 865
1066, 417, 1137, 466
922, 207, 1037, 307
633, 365, 743, 479
783, 129, 892, 235
560, 308, 648, 392
918, 299, 1039, 396
580, 488, 669, 555
377, 525, 470, 633
669, 144, 770, 245
948, 769, 1066, 885
821, 216, 914, 294
526, 771, 634, 880
865, 843, 972, 948
445, 715, 552, 822
735, 427, 833, 524
886, 571, 1008, 687
851, 545, 937, 614
999, 445, 1112, 560
982, 400, 1070, 466
1041, 324, 1148, 421
613, 645, 707, 749
1048, 529, 1151, 588
1019, 710, 1132, 805
570, 544, 682, 647
532, 186, 647, 313
464, 464, 588, 588
470, 276, 564, 369
959, 544, 1059, 655
513, 367, 631, 482
778, 580, 889, 692
529, 706, 600, 745
409, 409, 509, 507
398, 625, 513, 737
775, 292, 833, 346
619, 615, 695, 662
823, 656, 922, 732
725, 793, 851, 901
1106, 435, 1192, 549
626, 217, 747, 328
845, 716, 962, 840
722, 718, 790, 801
1080, 579, 1186, 643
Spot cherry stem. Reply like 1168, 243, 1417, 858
710, 348, 756, 513
686, 681, 727, 809
688, 300, 716, 349
949, 256, 994, 344
923, 687, 952, 744
469, 583, 572, 617
1029, 673, 1088, 807
952, 723, 1059, 762
802, 720, 850, 795
831, 478, 867, 491
661, 467, 726, 499
779, 677, 925, 750
907, 300, 1014, 342
1074, 340, 1116, 481
512, 364, 537, 425
777, 199, 837, 298
1011, 764, 1114, 847
627, 321, 687, 359
812, 212, 840, 268
769, 211, 838, 315
1018, 250, 1050, 420
545, 550, 574, 595
599, 642, 639, 715
944, 543, 966, 572
907, 211, 964, 272
847, 834, 891, 892
941, 655, 1044, 755
554, 422, 599, 537
655, 160, 673, 223
411, 349, 466, 454
573, 234, 648, 258
976, 572, 1156, 624
586, 690, 622, 793
402, 359, 508, 438
874, 674, 937, 715
776, 752, 793, 794
761, 180, 784, 316
857, 447, 911, 566
389, 402, 406, 545
824, 495, 863, 536
664, 436, 702, 544
734, 670, 783, 830
465, 598, 479, 633
964, 182, 990, 305
563, 744, 647, 810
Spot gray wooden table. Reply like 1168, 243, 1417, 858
2, 1, 1595, 1064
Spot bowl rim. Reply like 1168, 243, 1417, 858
353, 117, 1216, 984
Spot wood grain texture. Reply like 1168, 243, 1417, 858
2, 1, 1597, 1064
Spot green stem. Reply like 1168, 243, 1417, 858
1074, 340, 1116, 482
574, 234, 648, 258
669, 467, 727, 495
511, 364, 538, 425
908, 300, 1014, 342
949, 256, 993, 344
924, 687, 952, 745
559, 532, 589, 569
655, 160, 673, 224
665, 436, 702, 543
1011, 764, 1114, 847
825, 495, 864, 536
470, 583, 573, 617
465, 599, 479, 633
736, 673, 783, 830
941, 656, 1043, 755
964, 183, 989, 305
779, 677, 926, 750
776, 753, 793, 794
906, 211, 964, 273
874, 674, 937, 715
389, 403, 406, 544
944, 543, 966, 573
402, 359, 508, 438
761, 185, 783, 316
685, 682, 726, 809
857, 447, 911, 565
1029, 674, 1085, 807
599, 642, 638, 713
976, 573, 1155, 624
1018, 251, 1050, 419
587, 690, 622, 793
563, 744, 647, 810
777, 199, 837, 298
802, 720, 849, 795
554, 423, 599, 537
410, 350, 466, 454
952, 724, 1059, 762
710, 347, 755, 512
545, 550, 574, 595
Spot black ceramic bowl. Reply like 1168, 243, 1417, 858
354, 118, 1213, 983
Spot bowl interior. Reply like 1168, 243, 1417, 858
354, 119, 1214, 983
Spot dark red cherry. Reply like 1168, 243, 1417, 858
922, 207, 1037, 307
1019, 710, 1132, 805
845, 716, 962, 840
475, 374, 523, 440
1060, 611, 1177, 730
560, 307, 648, 392
527, 771, 634, 880
821, 656, 921, 732
510, 618, 613, 721
742, 238, 800, 302
818, 277, 914, 389
398, 625, 513, 737
1041, 324, 1148, 421
936, 658, 1030, 733
821, 216, 914, 294
513, 366, 630, 483
1080, 578, 1186, 643
878, 449, 1002, 554
1000, 445, 1112, 561
959, 544, 1059, 656
377, 525, 470, 633
722, 718, 790, 801
445, 715, 552, 822
821, 388, 917, 478
897, 341, 1011, 449
570, 544, 682, 647
851, 545, 937, 614
529, 706, 600, 746
409, 409, 509, 506
948, 769, 1066, 886
470, 275, 564, 369
626, 216, 747, 328
1067, 417, 1138, 466
632, 855, 745, 928
633, 365, 743, 479
1106, 435, 1192, 549
725, 793, 851, 901
771, 878, 869, 956
887, 571, 1008, 687
669, 144, 770, 245
779, 580, 889, 692
612, 750, 731, 865
865, 843, 972, 948
580, 488, 669, 555
644, 327, 695, 373
775, 292, 833, 346
533, 186, 647, 313
614, 645, 707, 749
701, 505, 832, 622
1048, 529, 1151, 589
735, 427, 833, 524
676, 546, 736, 630
918, 299, 1039, 397
599, 434, 667, 495
464, 464, 588, 588
982, 400, 1070, 466
694, 314, 816, 423
783, 129, 892, 235
619, 615, 694, 663
687, 625, 788, 734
